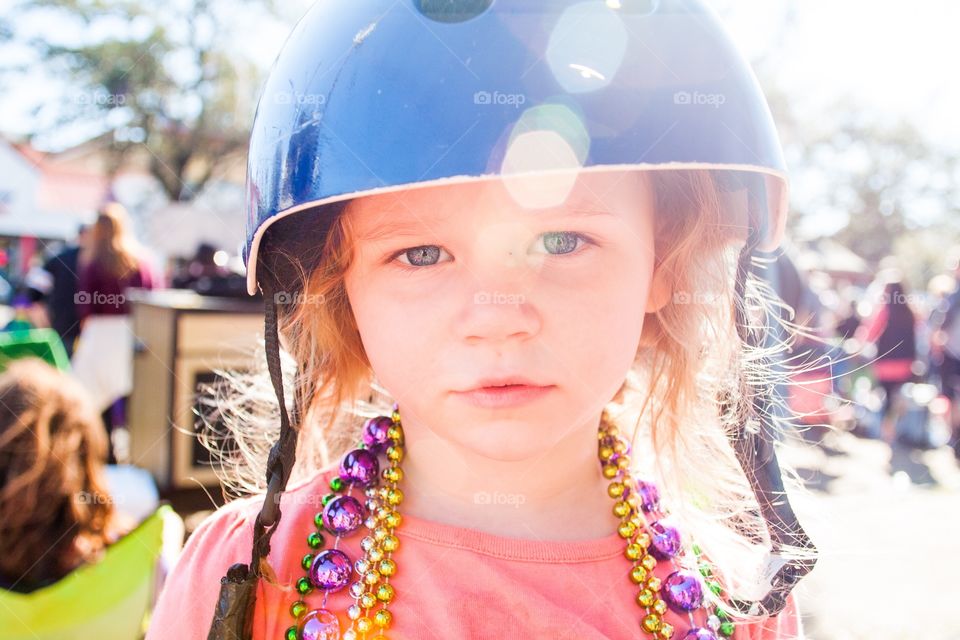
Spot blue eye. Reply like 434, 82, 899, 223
389, 232, 593, 271
536, 231, 584, 255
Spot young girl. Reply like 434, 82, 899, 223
148, 1, 817, 638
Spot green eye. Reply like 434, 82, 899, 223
539, 231, 583, 255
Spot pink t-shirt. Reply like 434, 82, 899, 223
147, 465, 802, 639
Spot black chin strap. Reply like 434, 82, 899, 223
723, 184, 818, 617
249, 278, 301, 576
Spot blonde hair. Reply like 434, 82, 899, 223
89, 202, 141, 280
201, 169, 819, 622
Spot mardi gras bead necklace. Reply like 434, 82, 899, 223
283, 405, 737, 640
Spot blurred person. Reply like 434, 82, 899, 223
0, 358, 183, 638
41, 222, 91, 357
0, 357, 129, 593
930, 249, 960, 458
856, 276, 920, 446
70, 202, 161, 459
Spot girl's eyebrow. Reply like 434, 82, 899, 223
359, 207, 616, 242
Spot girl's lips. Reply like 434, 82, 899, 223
452, 384, 555, 409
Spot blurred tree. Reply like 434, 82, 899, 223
3, 0, 279, 201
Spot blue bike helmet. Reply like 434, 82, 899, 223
214, 3, 814, 635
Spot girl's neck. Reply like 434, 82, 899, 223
397, 414, 623, 542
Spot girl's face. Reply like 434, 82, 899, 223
344, 170, 663, 462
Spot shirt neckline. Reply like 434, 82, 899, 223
307, 466, 626, 563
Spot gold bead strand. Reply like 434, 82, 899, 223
598, 420, 673, 640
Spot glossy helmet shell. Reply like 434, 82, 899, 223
243, 0, 788, 295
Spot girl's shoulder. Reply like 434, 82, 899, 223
145, 467, 337, 640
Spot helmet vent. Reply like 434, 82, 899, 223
413, 0, 493, 23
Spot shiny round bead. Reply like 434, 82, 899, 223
368, 547, 384, 562
646, 576, 662, 592
602, 464, 619, 479
629, 565, 648, 584
707, 580, 723, 596
349, 581, 365, 598
374, 527, 389, 541
607, 481, 625, 498
302, 553, 315, 570
363, 571, 380, 585
637, 480, 660, 512
649, 520, 682, 560
356, 617, 373, 633
374, 609, 393, 628
365, 516, 378, 529
322, 493, 337, 506
340, 448, 380, 486
653, 599, 668, 615
616, 455, 630, 469
384, 512, 402, 528
378, 559, 397, 577
382, 466, 402, 483
313, 511, 324, 528
296, 577, 313, 595
719, 622, 735, 637
360, 592, 377, 608
707, 614, 722, 630
307, 532, 324, 549
355, 559, 370, 574
684, 629, 719, 640
660, 622, 675, 639
300, 609, 340, 640
381, 535, 399, 552
365, 498, 380, 511
641, 613, 662, 633
636, 589, 655, 607
361, 536, 376, 552
330, 476, 344, 492
606, 425, 620, 438
617, 521, 636, 539
291, 600, 308, 618
613, 500, 631, 518
347, 604, 362, 620
386, 425, 402, 441
386, 488, 403, 505
362, 416, 393, 452
698, 561, 713, 577
376, 507, 391, 520
625, 543, 643, 560
660, 570, 704, 613
613, 439, 628, 454
342, 630, 357, 640
376, 583, 395, 602
599, 445, 615, 461
322, 495, 364, 535
386, 445, 403, 462
309, 549, 353, 591
636, 532, 651, 549
640, 554, 657, 571
364, 487, 378, 499
285, 625, 297, 640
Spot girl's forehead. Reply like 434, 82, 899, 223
346, 170, 651, 233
